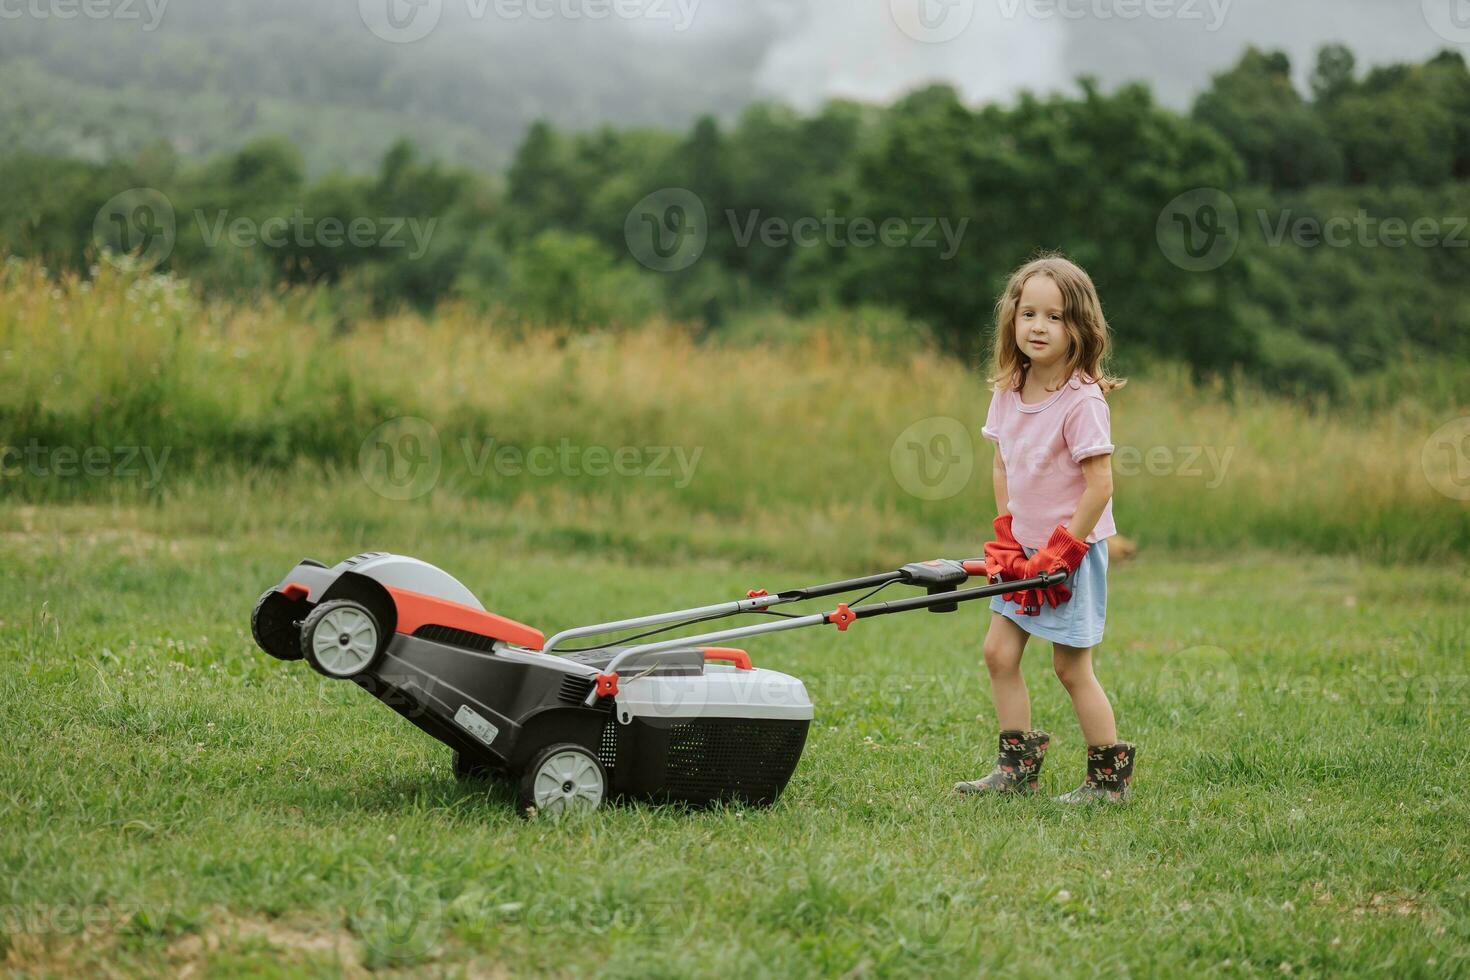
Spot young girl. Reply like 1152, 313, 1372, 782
953, 254, 1135, 803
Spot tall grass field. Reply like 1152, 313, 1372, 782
2, 260, 1467, 565
2, 263, 1467, 976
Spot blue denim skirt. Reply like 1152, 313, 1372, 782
988, 538, 1108, 647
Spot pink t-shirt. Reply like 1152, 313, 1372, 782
981, 374, 1117, 549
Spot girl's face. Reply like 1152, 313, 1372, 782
1013, 274, 1071, 369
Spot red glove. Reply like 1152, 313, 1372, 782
1004, 524, 1089, 612
981, 514, 1026, 583
1021, 524, 1091, 579
1004, 581, 1073, 615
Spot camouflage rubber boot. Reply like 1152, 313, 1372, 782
954, 730, 1050, 795
1054, 741, 1136, 803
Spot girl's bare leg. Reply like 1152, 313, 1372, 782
1051, 642, 1117, 745
955, 615, 1047, 794
982, 613, 1032, 730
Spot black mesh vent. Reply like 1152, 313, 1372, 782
661, 720, 807, 804
412, 624, 497, 652
598, 720, 618, 774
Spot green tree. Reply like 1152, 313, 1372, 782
1310, 43, 1356, 105
1193, 47, 1342, 188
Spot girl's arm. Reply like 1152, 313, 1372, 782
992, 450, 1010, 516
1066, 453, 1114, 540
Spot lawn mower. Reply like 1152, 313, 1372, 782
250, 552, 1063, 816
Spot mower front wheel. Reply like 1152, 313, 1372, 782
518, 743, 606, 818
300, 599, 384, 678
251, 589, 304, 661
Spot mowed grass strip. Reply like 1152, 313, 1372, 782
1, 502, 1466, 976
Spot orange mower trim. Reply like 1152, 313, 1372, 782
385, 586, 546, 650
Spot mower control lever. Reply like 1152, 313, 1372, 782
898, 559, 969, 587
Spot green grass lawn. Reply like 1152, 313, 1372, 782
1, 502, 1467, 977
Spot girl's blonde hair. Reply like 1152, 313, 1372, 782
987, 253, 1125, 394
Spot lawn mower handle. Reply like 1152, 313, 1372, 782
543, 565, 942, 653
587, 569, 1067, 691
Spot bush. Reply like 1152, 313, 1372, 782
503, 231, 662, 327
1252, 329, 1352, 401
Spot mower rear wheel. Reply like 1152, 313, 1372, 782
301, 599, 383, 678
518, 743, 605, 818
251, 589, 304, 661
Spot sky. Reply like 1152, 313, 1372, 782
681, 0, 1467, 109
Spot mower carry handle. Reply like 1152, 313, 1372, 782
703, 648, 754, 670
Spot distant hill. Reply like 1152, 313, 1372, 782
0, 1, 774, 175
